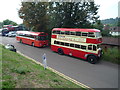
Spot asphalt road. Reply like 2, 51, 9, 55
1, 36, 119, 88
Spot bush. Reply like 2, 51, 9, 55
102, 47, 120, 64
11, 66, 30, 74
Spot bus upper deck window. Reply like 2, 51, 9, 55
52, 30, 57, 34
82, 32, 88, 36
65, 31, 70, 35
70, 32, 75, 35
88, 32, 95, 37
76, 32, 81, 36
61, 31, 65, 34
56, 31, 60, 34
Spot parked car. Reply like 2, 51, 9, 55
0, 29, 2, 36
5, 44, 17, 52
5, 31, 16, 37
1, 28, 9, 36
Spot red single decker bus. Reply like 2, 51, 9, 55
16, 31, 49, 47
51, 28, 102, 64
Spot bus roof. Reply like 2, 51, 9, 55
52, 28, 100, 32
16, 31, 46, 36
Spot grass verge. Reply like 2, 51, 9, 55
0, 44, 85, 89
102, 47, 120, 64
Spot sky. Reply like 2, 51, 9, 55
0, 0, 119, 24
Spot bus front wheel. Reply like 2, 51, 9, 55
58, 48, 64, 55
87, 56, 98, 64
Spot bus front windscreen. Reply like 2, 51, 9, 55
37, 36, 47, 40
95, 32, 102, 38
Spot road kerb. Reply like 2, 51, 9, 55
17, 51, 93, 90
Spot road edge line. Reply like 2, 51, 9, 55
17, 51, 94, 90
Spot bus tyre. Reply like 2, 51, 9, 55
87, 56, 98, 64
58, 48, 64, 55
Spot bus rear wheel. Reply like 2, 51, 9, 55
87, 56, 98, 64
58, 48, 64, 55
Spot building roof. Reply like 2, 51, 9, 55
102, 37, 120, 46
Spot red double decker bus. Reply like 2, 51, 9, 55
16, 31, 49, 47
3, 25, 14, 31
51, 28, 102, 64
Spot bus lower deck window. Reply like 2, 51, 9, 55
54, 41, 57, 44
70, 44, 74, 47
93, 45, 97, 51
61, 42, 64, 45
65, 43, 69, 46
56, 41, 60, 44
88, 45, 92, 50
75, 44, 80, 48
81, 45, 86, 50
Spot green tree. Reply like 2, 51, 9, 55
117, 18, 120, 26
48, 2, 99, 28
19, 2, 100, 34
3, 19, 18, 26
0, 22, 3, 29
19, 2, 49, 32
101, 30, 111, 36
101, 17, 119, 27
93, 20, 103, 30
